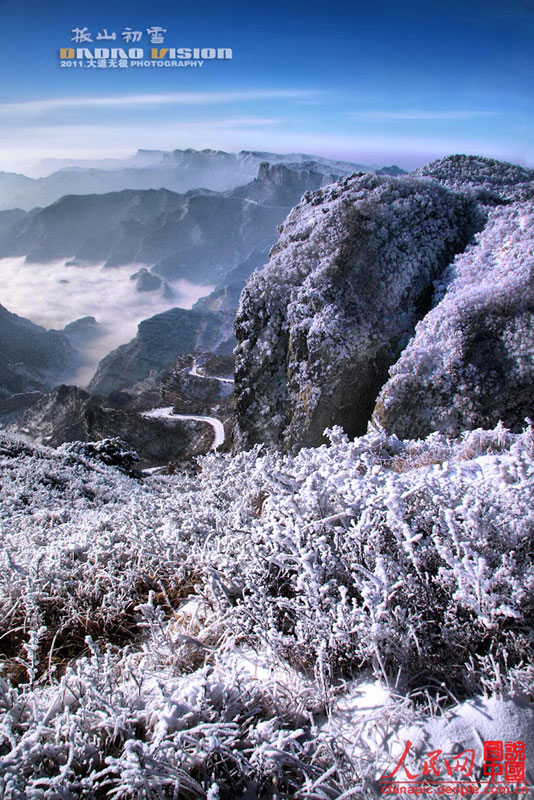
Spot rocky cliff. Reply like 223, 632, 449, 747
0, 303, 80, 400
373, 193, 534, 437
234, 170, 482, 450
88, 307, 234, 396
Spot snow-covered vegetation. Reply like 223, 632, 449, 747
1, 423, 534, 797
414, 153, 534, 198
374, 196, 534, 437
2, 154, 534, 797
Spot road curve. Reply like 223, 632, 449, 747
189, 357, 234, 384
141, 407, 225, 450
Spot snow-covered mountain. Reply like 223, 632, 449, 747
234, 155, 534, 450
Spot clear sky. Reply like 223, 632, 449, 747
0, 0, 532, 171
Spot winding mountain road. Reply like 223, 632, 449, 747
141, 407, 225, 450
188, 358, 234, 385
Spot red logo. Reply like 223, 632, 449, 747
379, 740, 529, 795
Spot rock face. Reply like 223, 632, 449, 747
88, 307, 234, 396
376, 165, 407, 177
0, 304, 80, 401
62, 316, 103, 348
256, 162, 337, 190
234, 173, 481, 450
373, 195, 534, 438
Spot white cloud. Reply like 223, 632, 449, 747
0, 90, 317, 116
347, 110, 499, 121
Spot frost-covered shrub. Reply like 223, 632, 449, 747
414, 154, 534, 199
0, 641, 344, 799
60, 436, 140, 474
1, 426, 533, 795
197, 426, 534, 695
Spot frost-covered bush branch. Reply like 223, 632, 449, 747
1, 421, 534, 795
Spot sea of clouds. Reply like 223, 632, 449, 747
0, 256, 213, 385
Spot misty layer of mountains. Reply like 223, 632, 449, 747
0, 147, 403, 211
0, 147, 407, 457
0, 165, 337, 282
0, 153, 404, 279
5, 147, 534, 472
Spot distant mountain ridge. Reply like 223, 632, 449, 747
0, 147, 404, 211
0, 161, 354, 285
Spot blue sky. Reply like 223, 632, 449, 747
0, 0, 532, 171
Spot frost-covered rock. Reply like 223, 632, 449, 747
234, 173, 480, 450
414, 154, 534, 200
60, 436, 140, 473
374, 198, 534, 438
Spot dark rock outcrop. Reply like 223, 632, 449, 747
61, 316, 104, 349
129, 267, 174, 297
10, 383, 217, 466
377, 165, 407, 177
0, 304, 81, 402
234, 172, 482, 450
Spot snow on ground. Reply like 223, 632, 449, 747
1, 423, 534, 797
402, 696, 534, 772
141, 406, 225, 449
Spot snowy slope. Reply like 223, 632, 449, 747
1, 423, 534, 796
